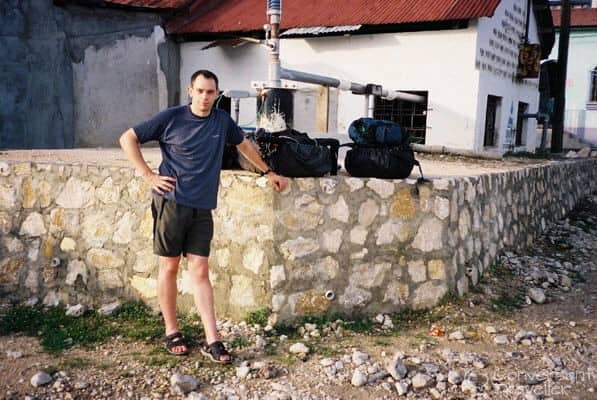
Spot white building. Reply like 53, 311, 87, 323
550, 3, 597, 146
168, 0, 555, 154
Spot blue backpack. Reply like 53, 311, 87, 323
348, 118, 404, 145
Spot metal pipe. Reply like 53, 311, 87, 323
266, 1, 282, 87
262, 0, 425, 105
381, 89, 426, 103
366, 95, 375, 118
232, 98, 240, 123
280, 67, 343, 87
279, 67, 425, 102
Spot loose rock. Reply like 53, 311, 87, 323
170, 373, 199, 395
351, 369, 367, 387
30, 371, 52, 387
411, 373, 433, 390
528, 287, 546, 304
288, 342, 309, 355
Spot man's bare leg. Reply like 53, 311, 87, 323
187, 254, 230, 362
158, 255, 187, 354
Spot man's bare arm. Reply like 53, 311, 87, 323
236, 138, 288, 192
119, 128, 176, 194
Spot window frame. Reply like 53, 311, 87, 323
588, 66, 597, 110
515, 101, 529, 146
373, 91, 429, 144
484, 95, 502, 147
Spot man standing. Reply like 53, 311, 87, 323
120, 70, 288, 361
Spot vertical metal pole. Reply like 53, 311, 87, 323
233, 98, 240, 124
524, 0, 531, 44
363, 95, 375, 118
551, 0, 570, 153
267, 1, 282, 88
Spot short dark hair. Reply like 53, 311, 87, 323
190, 69, 219, 88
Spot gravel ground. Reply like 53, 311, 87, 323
0, 148, 549, 179
0, 187, 595, 399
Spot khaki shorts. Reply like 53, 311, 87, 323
151, 193, 213, 257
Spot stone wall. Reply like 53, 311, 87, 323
0, 159, 596, 321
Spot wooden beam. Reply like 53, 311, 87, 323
316, 86, 329, 133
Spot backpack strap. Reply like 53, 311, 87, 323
316, 138, 340, 175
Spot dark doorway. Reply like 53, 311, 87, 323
515, 102, 528, 146
484, 95, 501, 147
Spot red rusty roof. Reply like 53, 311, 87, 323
102, 0, 190, 10
167, 0, 503, 35
552, 8, 597, 27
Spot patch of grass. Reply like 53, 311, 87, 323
310, 343, 341, 358
113, 301, 152, 321
272, 323, 300, 338
374, 338, 391, 347
390, 308, 438, 330
229, 335, 251, 349
489, 292, 526, 313
439, 291, 462, 306
0, 301, 205, 353
242, 307, 271, 326
59, 357, 93, 370
0, 305, 118, 353
486, 262, 512, 278
96, 362, 112, 370
342, 315, 374, 333
142, 355, 184, 368
264, 346, 279, 356
0, 305, 47, 336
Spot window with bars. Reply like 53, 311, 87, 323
373, 91, 428, 144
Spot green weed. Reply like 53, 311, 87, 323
490, 292, 526, 313
0, 301, 204, 353
374, 338, 391, 347
59, 357, 93, 370
229, 335, 251, 349
242, 308, 271, 326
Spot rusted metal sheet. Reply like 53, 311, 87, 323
552, 8, 597, 27
167, 0, 502, 34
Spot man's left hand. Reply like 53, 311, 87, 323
266, 172, 288, 192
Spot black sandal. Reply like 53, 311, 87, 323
200, 340, 232, 364
164, 332, 189, 356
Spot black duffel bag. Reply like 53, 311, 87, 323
253, 128, 339, 177
344, 144, 418, 179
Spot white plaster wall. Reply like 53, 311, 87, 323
280, 29, 480, 148
180, 29, 479, 147
180, 42, 269, 128
551, 30, 597, 144
474, 0, 542, 151
73, 27, 166, 147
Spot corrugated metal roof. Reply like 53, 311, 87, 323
552, 8, 597, 27
167, 0, 502, 35
102, 0, 189, 10
280, 25, 362, 37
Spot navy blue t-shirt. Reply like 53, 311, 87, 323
134, 105, 244, 209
